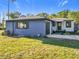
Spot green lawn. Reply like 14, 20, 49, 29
0, 31, 79, 59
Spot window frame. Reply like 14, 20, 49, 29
16, 21, 29, 29
52, 21, 55, 26
66, 21, 71, 28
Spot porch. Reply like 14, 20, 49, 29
47, 21, 64, 35
47, 19, 75, 35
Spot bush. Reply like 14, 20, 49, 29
63, 31, 70, 35
70, 30, 79, 35
0, 27, 4, 30
64, 32, 70, 35
2, 30, 11, 36
2, 31, 6, 36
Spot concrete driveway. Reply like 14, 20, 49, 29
47, 34, 79, 40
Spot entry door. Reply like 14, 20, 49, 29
57, 22, 62, 31
46, 22, 50, 35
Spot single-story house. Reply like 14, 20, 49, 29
6, 17, 77, 37
6, 17, 51, 37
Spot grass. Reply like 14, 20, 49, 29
0, 31, 79, 59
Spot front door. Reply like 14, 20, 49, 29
46, 22, 50, 35
57, 22, 62, 31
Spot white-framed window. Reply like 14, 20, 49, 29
16, 21, 29, 29
66, 21, 71, 28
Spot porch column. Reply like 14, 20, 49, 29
50, 21, 52, 35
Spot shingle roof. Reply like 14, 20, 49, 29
6, 16, 49, 22
50, 18, 75, 21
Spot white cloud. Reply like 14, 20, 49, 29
61, 0, 68, 7
57, 0, 63, 7
57, 0, 68, 7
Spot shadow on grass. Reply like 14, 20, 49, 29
8, 35, 79, 49
27, 37, 79, 49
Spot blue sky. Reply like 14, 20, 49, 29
0, 0, 79, 21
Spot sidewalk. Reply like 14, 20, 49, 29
47, 34, 79, 40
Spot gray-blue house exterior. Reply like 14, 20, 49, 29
6, 17, 50, 37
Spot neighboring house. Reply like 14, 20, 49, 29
50, 18, 76, 32
6, 17, 76, 37
0, 23, 2, 29
2, 20, 6, 29
6, 17, 51, 37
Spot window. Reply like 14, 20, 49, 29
66, 21, 71, 28
57, 22, 62, 26
52, 21, 55, 26
16, 21, 29, 29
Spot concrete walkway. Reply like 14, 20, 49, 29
47, 34, 79, 40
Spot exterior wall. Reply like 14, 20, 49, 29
75, 24, 79, 31
52, 22, 57, 31
6, 22, 14, 34
52, 21, 75, 32
13, 21, 46, 36
52, 21, 64, 31
63, 21, 75, 32
62, 21, 65, 31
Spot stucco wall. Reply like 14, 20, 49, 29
6, 21, 46, 36
6, 22, 14, 34
63, 21, 75, 32
52, 22, 57, 31
52, 21, 64, 31
52, 21, 75, 32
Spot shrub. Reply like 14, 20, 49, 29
2, 31, 6, 36
64, 32, 70, 35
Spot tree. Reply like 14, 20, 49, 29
57, 10, 69, 18
68, 11, 79, 23
47, 14, 57, 19
36, 12, 48, 17
7, 11, 21, 19
48, 10, 79, 23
